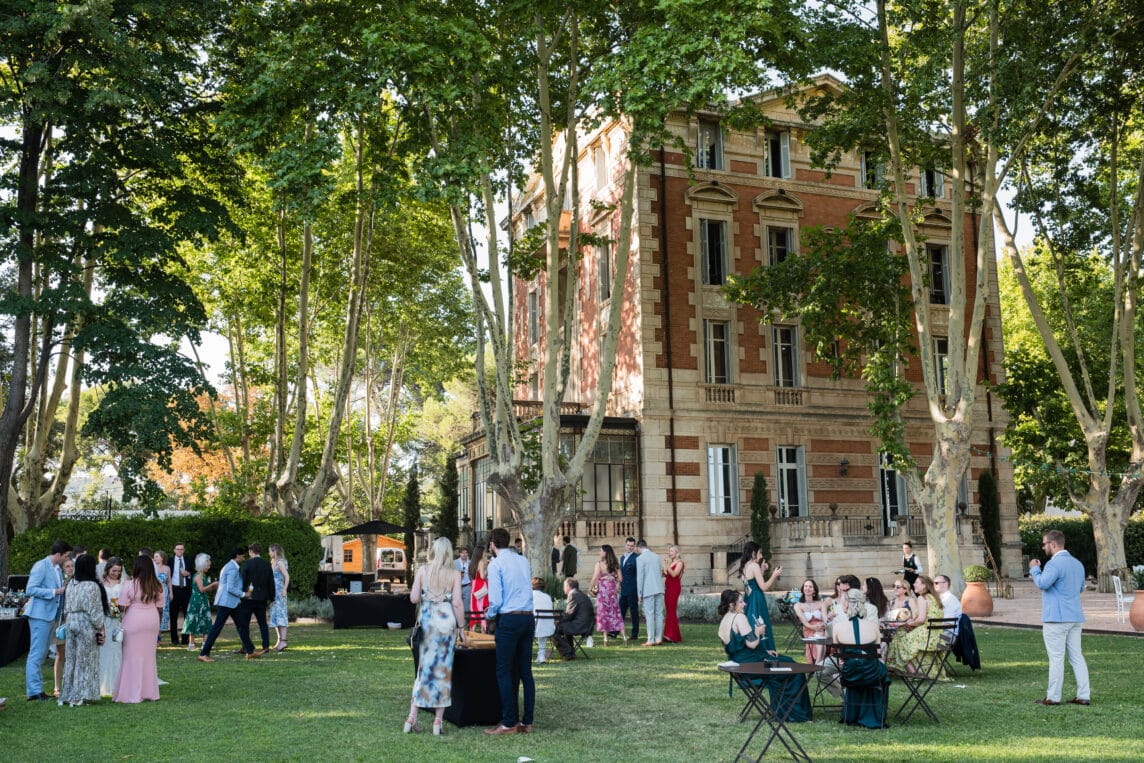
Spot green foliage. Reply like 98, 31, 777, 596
286, 595, 334, 621
749, 472, 771, 560
962, 564, 993, 583
726, 215, 916, 464
10, 515, 321, 596
676, 594, 720, 624
402, 470, 421, 583
978, 471, 1002, 567
432, 455, 460, 546
1018, 514, 1144, 576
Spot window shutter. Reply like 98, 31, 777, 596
700, 220, 710, 283
780, 132, 791, 178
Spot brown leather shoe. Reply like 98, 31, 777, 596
257, 649, 271, 656
1034, 698, 1060, 705
1069, 698, 1090, 705
516, 723, 534, 734
484, 724, 518, 735
245, 652, 260, 660
196, 655, 215, 663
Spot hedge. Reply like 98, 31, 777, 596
1019, 513, 1144, 576
9, 516, 322, 597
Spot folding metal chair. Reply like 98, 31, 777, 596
889, 622, 956, 723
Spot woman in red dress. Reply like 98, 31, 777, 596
662, 545, 684, 643
467, 546, 489, 631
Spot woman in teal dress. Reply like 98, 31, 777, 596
739, 542, 783, 651
153, 550, 171, 636
181, 553, 217, 651
718, 589, 811, 723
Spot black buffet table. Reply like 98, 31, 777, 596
330, 593, 416, 629
0, 617, 30, 668
412, 645, 503, 727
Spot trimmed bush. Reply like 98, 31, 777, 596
287, 596, 334, 621
10, 515, 322, 596
1019, 513, 1144, 575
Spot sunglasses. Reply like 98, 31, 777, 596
893, 584, 904, 588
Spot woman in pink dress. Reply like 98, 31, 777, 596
468, 547, 489, 631
590, 545, 624, 643
113, 555, 164, 703
662, 545, 684, 643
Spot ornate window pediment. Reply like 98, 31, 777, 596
686, 181, 738, 205
753, 190, 803, 214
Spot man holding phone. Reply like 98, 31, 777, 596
1029, 529, 1090, 706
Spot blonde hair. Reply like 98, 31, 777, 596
269, 543, 286, 561
423, 537, 455, 593
845, 588, 867, 619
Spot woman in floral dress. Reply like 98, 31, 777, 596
181, 553, 217, 651
886, 575, 943, 672
153, 550, 171, 637
405, 537, 466, 735
590, 544, 624, 642
59, 554, 108, 706
268, 544, 291, 651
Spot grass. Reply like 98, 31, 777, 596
2, 621, 1142, 762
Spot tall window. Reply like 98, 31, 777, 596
920, 167, 944, 198
773, 325, 799, 387
767, 226, 793, 265
697, 120, 723, 170
879, 452, 907, 534
594, 145, 608, 191
934, 337, 950, 395
527, 289, 540, 344
704, 320, 732, 384
861, 151, 885, 189
700, 218, 728, 285
598, 241, 612, 301
776, 446, 806, 517
765, 130, 791, 178
579, 433, 638, 516
928, 244, 950, 304
708, 444, 739, 515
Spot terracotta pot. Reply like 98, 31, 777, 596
960, 580, 994, 618
1130, 590, 1144, 632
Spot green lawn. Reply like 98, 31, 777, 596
2, 622, 1141, 762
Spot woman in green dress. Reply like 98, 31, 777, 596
717, 589, 811, 722
886, 574, 943, 672
181, 553, 218, 651
739, 541, 782, 651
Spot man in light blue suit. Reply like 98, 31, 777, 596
635, 539, 665, 646
24, 540, 71, 700
1030, 529, 1091, 706
197, 547, 247, 662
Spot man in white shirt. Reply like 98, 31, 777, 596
934, 575, 962, 621
455, 547, 472, 613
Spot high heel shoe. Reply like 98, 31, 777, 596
403, 715, 420, 734
432, 719, 443, 736
273, 642, 287, 652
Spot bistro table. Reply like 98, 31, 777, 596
330, 593, 415, 629
719, 662, 823, 763
801, 638, 841, 711
0, 616, 30, 668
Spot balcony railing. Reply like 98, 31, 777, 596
703, 384, 737, 404
470, 399, 585, 431
772, 387, 804, 406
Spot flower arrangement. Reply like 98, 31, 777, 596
963, 564, 993, 583
1131, 565, 1144, 591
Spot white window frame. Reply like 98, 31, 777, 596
598, 240, 612, 302
773, 325, 800, 388
527, 289, 540, 345
697, 120, 723, 170
928, 243, 950, 304
594, 144, 608, 192
776, 446, 807, 518
704, 320, 732, 384
861, 151, 885, 190
879, 452, 908, 527
920, 167, 944, 198
700, 218, 728, 286
934, 337, 950, 396
765, 130, 791, 179
707, 444, 740, 515
767, 225, 793, 265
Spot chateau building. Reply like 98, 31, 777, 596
456, 77, 1021, 587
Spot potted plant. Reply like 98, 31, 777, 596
960, 564, 994, 618
1130, 565, 1144, 632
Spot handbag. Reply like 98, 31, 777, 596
56, 624, 67, 640
407, 623, 423, 653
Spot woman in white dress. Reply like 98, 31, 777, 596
531, 577, 556, 663
99, 558, 126, 697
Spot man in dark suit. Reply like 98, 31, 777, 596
554, 578, 595, 660
619, 536, 640, 641
168, 541, 193, 645
560, 536, 578, 578
237, 542, 275, 658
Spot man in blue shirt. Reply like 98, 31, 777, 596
484, 527, 536, 735
1029, 529, 1091, 706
